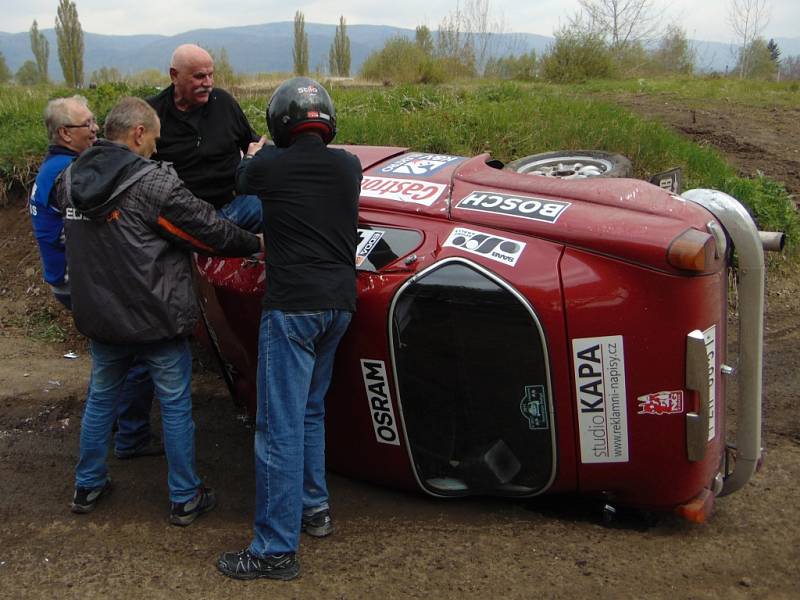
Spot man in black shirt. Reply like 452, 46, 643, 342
217, 78, 362, 582
148, 44, 262, 231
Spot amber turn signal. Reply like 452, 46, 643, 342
667, 228, 717, 273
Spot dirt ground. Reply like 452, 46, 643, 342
1, 96, 799, 600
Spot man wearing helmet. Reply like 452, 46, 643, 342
217, 78, 362, 581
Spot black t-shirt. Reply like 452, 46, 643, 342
148, 85, 257, 208
236, 134, 362, 312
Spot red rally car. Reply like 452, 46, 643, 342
194, 148, 778, 523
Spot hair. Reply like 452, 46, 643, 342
44, 95, 89, 144
103, 97, 159, 142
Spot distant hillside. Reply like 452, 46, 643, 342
1, 21, 798, 80
0, 22, 551, 81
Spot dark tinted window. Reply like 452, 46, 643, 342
356, 226, 422, 272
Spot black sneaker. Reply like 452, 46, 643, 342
71, 478, 113, 514
169, 486, 217, 526
217, 549, 300, 581
301, 508, 334, 537
114, 434, 165, 460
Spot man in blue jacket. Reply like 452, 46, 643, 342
30, 95, 161, 460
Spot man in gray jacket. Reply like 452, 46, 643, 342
55, 97, 261, 525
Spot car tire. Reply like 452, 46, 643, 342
504, 150, 633, 179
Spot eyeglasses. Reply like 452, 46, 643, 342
63, 118, 97, 129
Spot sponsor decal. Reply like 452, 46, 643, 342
378, 153, 465, 177
307, 110, 319, 118
443, 227, 526, 267
360, 359, 401, 446
356, 228, 385, 267
572, 335, 629, 463
361, 176, 447, 207
456, 190, 570, 223
319, 112, 331, 121
65, 207, 89, 221
637, 390, 684, 415
520, 385, 549, 430
298, 85, 319, 95
703, 325, 717, 441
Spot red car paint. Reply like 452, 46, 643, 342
194, 146, 752, 519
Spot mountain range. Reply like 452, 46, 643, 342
1, 21, 798, 80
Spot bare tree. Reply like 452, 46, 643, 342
55, 0, 84, 88
436, 0, 509, 74
727, 0, 770, 79
573, 0, 663, 51
293, 10, 309, 76
29, 20, 50, 84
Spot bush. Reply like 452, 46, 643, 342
540, 28, 615, 83
361, 37, 447, 84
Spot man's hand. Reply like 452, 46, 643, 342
245, 136, 268, 158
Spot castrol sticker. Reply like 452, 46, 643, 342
637, 390, 684, 415
360, 359, 401, 446
573, 336, 629, 463
361, 176, 447, 207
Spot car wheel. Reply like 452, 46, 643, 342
504, 150, 632, 179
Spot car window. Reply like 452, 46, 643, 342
356, 226, 422, 272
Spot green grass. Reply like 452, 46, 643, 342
1, 79, 798, 252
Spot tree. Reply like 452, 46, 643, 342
55, 0, 84, 87
736, 38, 778, 79
540, 23, 615, 83
727, 0, 770, 79
651, 24, 695, 75
0, 52, 11, 84
779, 55, 800, 80
29, 20, 50, 84
415, 25, 434, 56
573, 0, 663, 52
207, 47, 238, 88
328, 15, 351, 77
16, 60, 41, 85
89, 66, 123, 85
293, 10, 309, 76
435, 0, 508, 74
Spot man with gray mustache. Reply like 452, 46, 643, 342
148, 44, 262, 231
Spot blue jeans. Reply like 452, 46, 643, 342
218, 194, 262, 233
250, 309, 352, 556
54, 291, 154, 453
75, 338, 202, 503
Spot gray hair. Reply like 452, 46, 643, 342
103, 97, 159, 142
44, 95, 89, 144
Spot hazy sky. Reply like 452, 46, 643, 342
1, 0, 797, 44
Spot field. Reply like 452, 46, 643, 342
0, 79, 799, 599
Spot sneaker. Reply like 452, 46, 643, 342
114, 434, 165, 460
71, 478, 113, 514
169, 486, 217, 526
216, 549, 300, 581
301, 508, 334, 537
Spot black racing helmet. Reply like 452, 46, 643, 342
267, 77, 337, 147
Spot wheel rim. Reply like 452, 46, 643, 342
514, 155, 615, 178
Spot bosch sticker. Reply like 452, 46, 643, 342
456, 191, 570, 223
573, 336, 629, 464
360, 359, 401, 446
378, 153, 465, 177
361, 176, 447, 207
637, 390, 684, 415
356, 229, 385, 267
443, 227, 526, 266
520, 385, 549, 430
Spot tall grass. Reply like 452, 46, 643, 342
1, 80, 797, 250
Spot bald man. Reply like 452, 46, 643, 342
148, 44, 262, 231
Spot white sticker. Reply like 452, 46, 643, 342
443, 227, 526, 266
360, 359, 401, 446
378, 153, 464, 176
456, 190, 570, 223
703, 325, 717, 441
356, 229, 385, 267
361, 176, 447, 206
573, 336, 629, 464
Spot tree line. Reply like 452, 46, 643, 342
1, 0, 798, 86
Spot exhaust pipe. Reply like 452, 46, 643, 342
759, 231, 785, 252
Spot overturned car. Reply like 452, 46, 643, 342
194, 148, 777, 523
